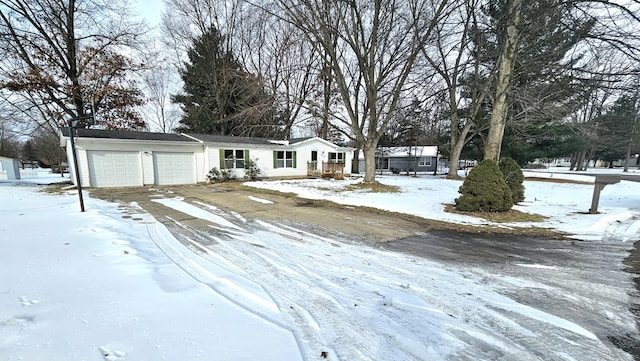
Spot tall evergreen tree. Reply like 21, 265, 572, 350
593, 92, 639, 167
474, 0, 595, 160
173, 27, 278, 137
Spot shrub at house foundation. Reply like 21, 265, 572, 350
499, 157, 525, 204
455, 159, 513, 212
243, 159, 261, 181
206, 167, 236, 183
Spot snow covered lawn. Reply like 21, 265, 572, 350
246, 168, 640, 241
0, 182, 301, 361
1, 167, 640, 360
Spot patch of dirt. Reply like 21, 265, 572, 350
88, 183, 433, 243
88, 182, 566, 243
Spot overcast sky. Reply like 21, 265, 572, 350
134, 0, 164, 26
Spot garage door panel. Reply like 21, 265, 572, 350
87, 151, 142, 187
153, 152, 195, 185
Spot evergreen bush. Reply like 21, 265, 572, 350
499, 157, 525, 204
243, 159, 261, 180
455, 159, 513, 212
206, 167, 236, 183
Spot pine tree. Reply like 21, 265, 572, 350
173, 27, 278, 137
475, 0, 595, 161
593, 92, 639, 166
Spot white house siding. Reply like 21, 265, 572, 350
293, 139, 353, 177
0, 157, 20, 180
67, 138, 204, 187
61, 130, 353, 187
206, 145, 275, 179
205, 139, 353, 179
0, 159, 6, 180
66, 146, 92, 187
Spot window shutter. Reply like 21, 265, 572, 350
342, 152, 346, 163
244, 149, 250, 168
293, 151, 297, 168
219, 149, 225, 169
273, 151, 278, 169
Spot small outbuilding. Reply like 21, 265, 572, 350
59, 128, 354, 188
0, 156, 21, 181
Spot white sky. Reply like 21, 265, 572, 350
134, 0, 164, 26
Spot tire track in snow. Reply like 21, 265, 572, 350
145, 196, 635, 361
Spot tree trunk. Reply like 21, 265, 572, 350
447, 122, 473, 179
406, 145, 412, 176
362, 144, 377, 183
352, 147, 361, 174
575, 150, 585, 171
569, 153, 576, 171
484, 0, 522, 162
624, 106, 638, 172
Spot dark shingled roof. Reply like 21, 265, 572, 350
60, 128, 197, 142
185, 133, 277, 145
60, 128, 315, 146
288, 137, 314, 144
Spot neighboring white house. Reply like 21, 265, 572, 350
0, 156, 21, 181
59, 128, 353, 188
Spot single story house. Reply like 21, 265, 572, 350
59, 128, 354, 188
0, 156, 21, 180
358, 146, 439, 174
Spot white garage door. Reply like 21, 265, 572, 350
87, 151, 142, 188
153, 152, 195, 185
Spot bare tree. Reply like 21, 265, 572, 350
141, 53, 181, 133
269, 0, 454, 183
238, 11, 317, 138
421, 0, 492, 178
162, 0, 250, 64
0, 119, 20, 158
0, 0, 147, 130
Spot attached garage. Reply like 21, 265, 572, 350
153, 152, 196, 185
87, 151, 142, 188
60, 128, 352, 188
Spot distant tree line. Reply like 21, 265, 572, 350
0, 0, 638, 181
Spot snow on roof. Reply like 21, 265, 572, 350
59, 129, 347, 148
358, 146, 438, 159
60, 128, 196, 142
268, 140, 290, 145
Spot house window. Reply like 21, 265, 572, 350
418, 158, 431, 167
223, 149, 245, 169
274, 151, 296, 168
328, 152, 344, 163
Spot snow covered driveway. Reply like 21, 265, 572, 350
102, 184, 638, 361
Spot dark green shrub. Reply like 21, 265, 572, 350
455, 159, 513, 212
499, 157, 525, 204
206, 167, 236, 183
243, 159, 261, 181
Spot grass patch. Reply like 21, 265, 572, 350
344, 181, 401, 193
41, 183, 73, 194
239, 180, 565, 239
444, 203, 548, 223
